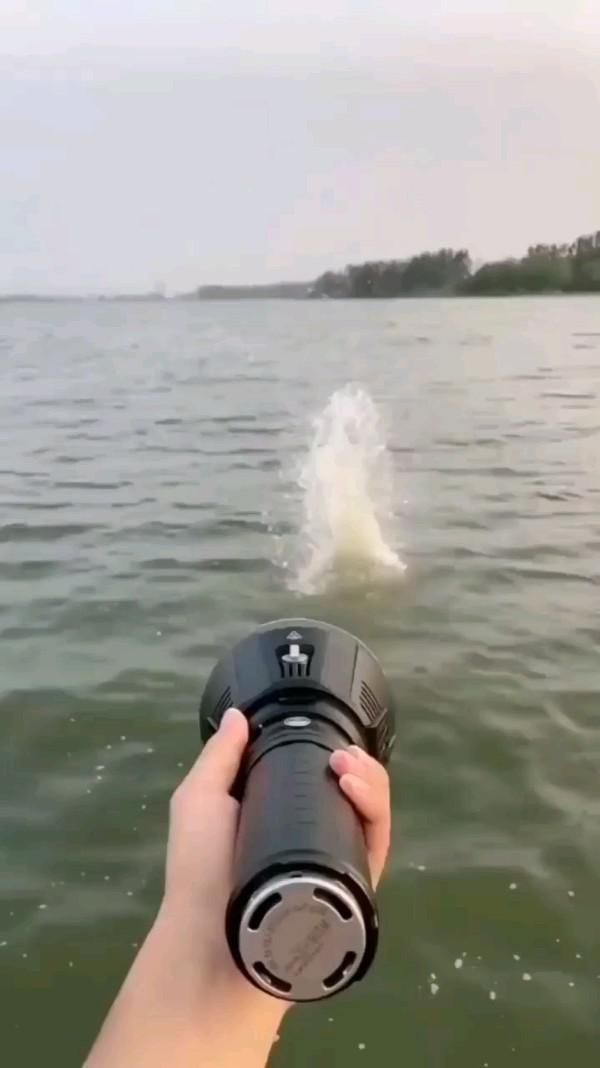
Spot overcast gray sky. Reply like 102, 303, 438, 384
1, 2, 599, 293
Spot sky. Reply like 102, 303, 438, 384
1, 2, 599, 293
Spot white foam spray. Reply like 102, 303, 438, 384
290, 385, 406, 593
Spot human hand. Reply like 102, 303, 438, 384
328, 743, 391, 887
86, 708, 392, 1068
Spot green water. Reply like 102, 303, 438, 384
1, 297, 599, 1065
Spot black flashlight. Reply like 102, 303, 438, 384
199, 618, 395, 1002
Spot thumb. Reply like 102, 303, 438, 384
187, 707, 249, 794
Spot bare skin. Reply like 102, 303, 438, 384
85, 708, 391, 1068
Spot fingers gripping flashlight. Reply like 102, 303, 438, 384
199, 619, 395, 1002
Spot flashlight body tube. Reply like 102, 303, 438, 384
226, 711, 378, 1000
199, 619, 395, 1002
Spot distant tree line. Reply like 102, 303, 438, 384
461, 235, 600, 295
309, 249, 471, 298
308, 231, 600, 298
190, 282, 307, 300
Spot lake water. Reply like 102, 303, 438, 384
1, 297, 599, 1066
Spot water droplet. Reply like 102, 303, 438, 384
489, 991, 496, 1001
568, 981, 575, 988
38, 904, 47, 910
454, 958, 463, 969
430, 983, 439, 996
358, 1043, 366, 1051
522, 973, 532, 982
95, 765, 105, 771
509, 883, 517, 890
417, 865, 426, 872
513, 954, 520, 961
568, 890, 575, 898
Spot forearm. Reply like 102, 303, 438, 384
85, 902, 286, 1068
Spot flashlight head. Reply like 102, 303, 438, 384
199, 618, 395, 763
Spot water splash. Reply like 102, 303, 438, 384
291, 386, 406, 593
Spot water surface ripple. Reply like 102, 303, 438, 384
1, 298, 599, 1066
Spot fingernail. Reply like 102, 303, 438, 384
329, 750, 347, 773
220, 707, 241, 730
